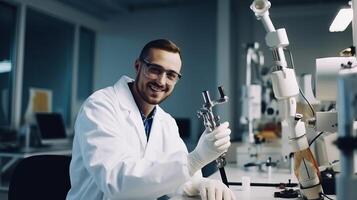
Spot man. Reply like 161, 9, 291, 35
67, 39, 235, 200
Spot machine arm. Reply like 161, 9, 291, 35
250, 1, 323, 199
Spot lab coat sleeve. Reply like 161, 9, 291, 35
75, 95, 191, 199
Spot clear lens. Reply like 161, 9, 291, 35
142, 60, 180, 83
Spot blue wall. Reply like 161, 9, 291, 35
95, 1, 217, 144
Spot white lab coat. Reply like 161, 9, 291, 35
66, 76, 197, 200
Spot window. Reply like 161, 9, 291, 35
77, 27, 95, 102
0, 2, 17, 127
22, 8, 75, 125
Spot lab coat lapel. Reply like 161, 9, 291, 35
114, 76, 147, 150
144, 109, 164, 160
127, 111, 148, 150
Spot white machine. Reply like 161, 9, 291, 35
241, 43, 263, 143
241, 43, 280, 144
314, 57, 355, 168
250, 0, 324, 199
317, 56, 357, 199
314, 0, 357, 199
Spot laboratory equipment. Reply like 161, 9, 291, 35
309, 57, 357, 167
241, 43, 263, 144
250, 0, 323, 199
241, 43, 279, 142
317, 56, 357, 199
314, 57, 356, 168
335, 1, 357, 198
197, 86, 229, 186
335, 63, 357, 200
240, 42, 281, 170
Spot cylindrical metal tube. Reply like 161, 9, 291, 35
202, 91, 212, 108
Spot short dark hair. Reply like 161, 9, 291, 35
139, 39, 181, 60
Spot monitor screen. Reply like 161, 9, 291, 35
35, 113, 67, 139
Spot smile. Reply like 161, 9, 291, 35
149, 84, 165, 92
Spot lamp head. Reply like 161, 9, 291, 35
250, 0, 271, 17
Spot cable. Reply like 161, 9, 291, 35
299, 87, 316, 117
286, 48, 316, 117
320, 192, 334, 200
286, 48, 296, 68
309, 132, 324, 147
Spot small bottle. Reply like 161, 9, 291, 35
266, 157, 273, 181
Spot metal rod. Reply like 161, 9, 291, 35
219, 167, 229, 187
202, 91, 212, 108
227, 181, 298, 187
218, 86, 225, 99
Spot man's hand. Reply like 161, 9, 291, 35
187, 122, 231, 175
183, 178, 236, 200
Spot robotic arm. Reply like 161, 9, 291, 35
250, 0, 298, 119
250, 1, 323, 199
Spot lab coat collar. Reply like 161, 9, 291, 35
113, 76, 166, 149
114, 76, 164, 121
114, 76, 138, 113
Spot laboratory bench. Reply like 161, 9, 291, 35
173, 164, 336, 200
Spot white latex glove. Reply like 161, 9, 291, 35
183, 178, 236, 200
187, 122, 231, 175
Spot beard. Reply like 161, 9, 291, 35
135, 72, 172, 105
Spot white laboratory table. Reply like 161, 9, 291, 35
172, 164, 336, 200
209, 165, 298, 200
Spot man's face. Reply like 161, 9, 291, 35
135, 48, 182, 105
